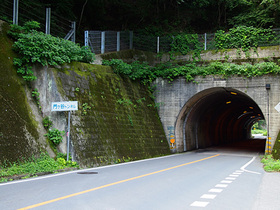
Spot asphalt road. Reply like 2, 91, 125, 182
0, 150, 265, 210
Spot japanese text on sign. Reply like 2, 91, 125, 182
51, 101, 78, 111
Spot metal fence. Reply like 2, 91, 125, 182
85, 31, 133, 54
84, 31, 218, 54
85, 29, 280, 55
0, 0, 75, 41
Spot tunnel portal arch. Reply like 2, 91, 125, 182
175, 87, 265, 151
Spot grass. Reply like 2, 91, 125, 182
261, 155, 280, 172
0, 152, 79, 183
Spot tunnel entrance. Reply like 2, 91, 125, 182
175, 87, 266, 153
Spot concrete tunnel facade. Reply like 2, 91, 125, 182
153, 75, 280, 153
175, 87, 264, 151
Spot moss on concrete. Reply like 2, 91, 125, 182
272, 130, 280, 159
0, 21, 44, 164
52, 62, 170, 167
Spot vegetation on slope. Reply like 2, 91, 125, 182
8, 21, 94, 81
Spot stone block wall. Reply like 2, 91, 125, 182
33, 62, 170, 167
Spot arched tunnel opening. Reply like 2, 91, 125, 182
175, 87, 266, 154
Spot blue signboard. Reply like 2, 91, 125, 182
51, 101, 78, 111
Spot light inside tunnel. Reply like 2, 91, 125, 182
176, 87, 266, 152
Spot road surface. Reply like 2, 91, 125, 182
0, 150, 265, 210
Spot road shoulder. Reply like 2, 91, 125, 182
252, 172, 280, 210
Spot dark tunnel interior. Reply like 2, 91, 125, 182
181, 87, 266, 153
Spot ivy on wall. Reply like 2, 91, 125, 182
103, 59, 280, 84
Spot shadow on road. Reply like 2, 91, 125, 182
196, 139, 266, 156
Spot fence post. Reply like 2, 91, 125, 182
45, 7, 51, 34
101, 31, 105, 54
204, 33, 207, 50
84, 31, 89, 47
64, 21, 76, 42
117, 32, 120, 51
157, 37, 160, 53
13, 0, 19, 25
129, 31, 133, 49
71, 21, 76, 42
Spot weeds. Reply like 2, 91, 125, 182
261, 155, 280, 172
0, 152, 79, 183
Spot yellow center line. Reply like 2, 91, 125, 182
18, 154, 220, 210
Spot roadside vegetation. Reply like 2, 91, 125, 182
261, 155, 280, 172
0, 152, 79, 183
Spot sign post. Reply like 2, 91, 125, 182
51, 101, 78, 161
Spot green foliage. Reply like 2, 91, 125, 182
45, 128, 65, 146
42, 116, 53, 130
31, 88, 40, 105
251, 129, 267, 136
9, 21, 95, 81
82, 103, 91, 115
214, 26, 276, 53
103, 59, 280, 84
261, 155, 280, 172
102, 59, 133, 75
170, 33, 202, 61
7, 21, 40, 40
117, 98, 133, 106
127, 114, 133, 127
0, 152, 78, 182
102, 59, 155, 84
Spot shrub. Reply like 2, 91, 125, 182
45, 128, 65, 146
170, 33, 202, 61
261, 155, 280, 172
215, 26, 275, 52
9, 21, 95, 81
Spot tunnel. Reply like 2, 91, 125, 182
175, 87, 266, 153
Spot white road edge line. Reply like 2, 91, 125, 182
240, 156, 261, 174
0, 153, 183, 186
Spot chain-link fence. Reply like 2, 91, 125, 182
0, 0, 75, 41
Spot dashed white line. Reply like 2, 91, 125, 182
215, 184, 228, 188
233, 172, 242, 175
201, 194, 217, 199
209, 188, 223, 193
189, 157, 260, 208
221, 180, 232, 184
190, 201, 209, 207
225, 177, 236, 180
